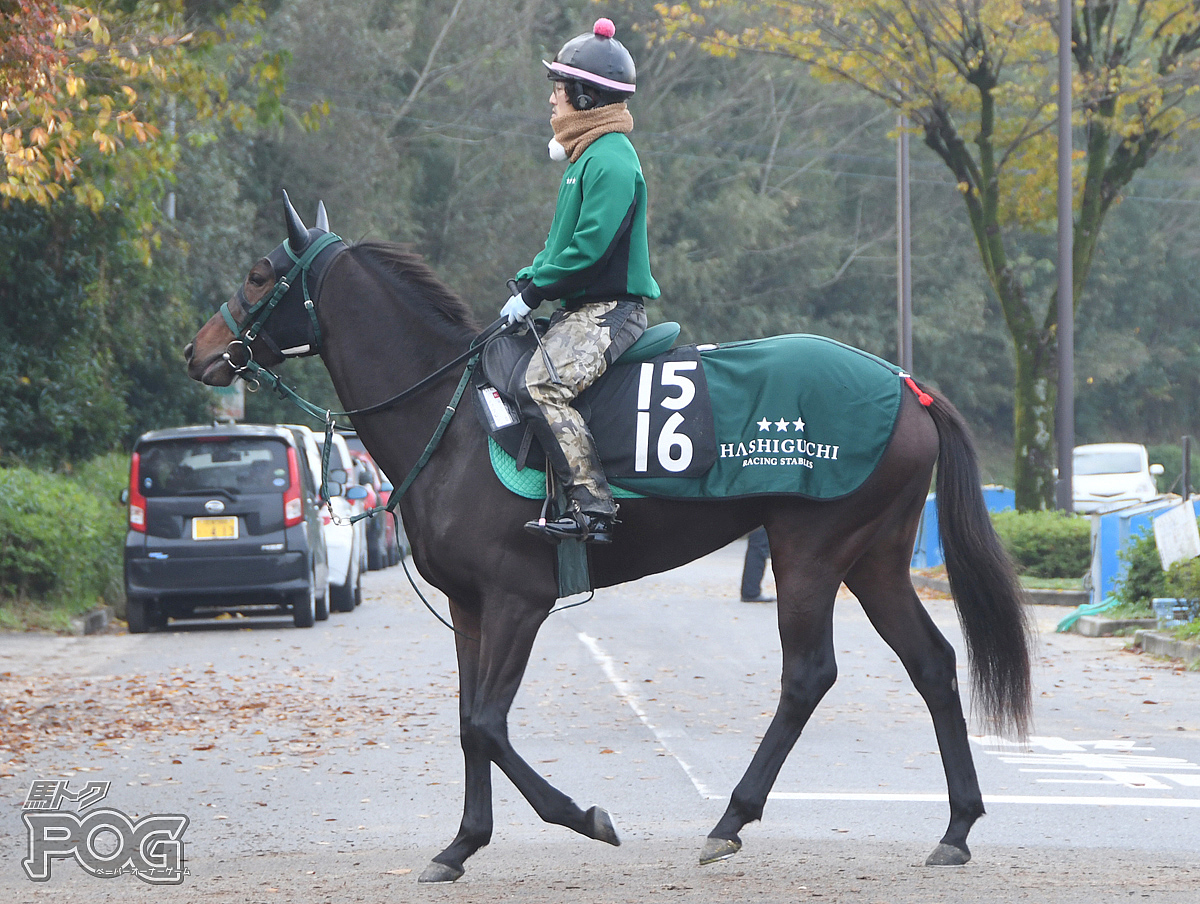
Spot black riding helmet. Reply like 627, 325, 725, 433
544, 18, 635, 109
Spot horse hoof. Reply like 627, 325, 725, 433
699, 837, 741, 865
925, 843, 971, 866
418, 861, 465, 883
585, 806, 621, 846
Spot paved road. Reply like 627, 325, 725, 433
1, 540, 1198, 902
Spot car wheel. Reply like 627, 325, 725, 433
353, 561, 363, 608
292, 579, 316, 628
149, 605, 169, 630
315, 577, 329, 622
127, 597, 151, 634
367, 530, 384, 571
329, 554, 356, 613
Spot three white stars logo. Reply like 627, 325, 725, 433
757, 416, 805, 433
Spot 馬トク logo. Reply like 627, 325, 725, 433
21, 780, 189, 885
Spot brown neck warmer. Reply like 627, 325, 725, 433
551, 103, 634, 163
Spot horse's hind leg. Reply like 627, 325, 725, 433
703, 566, 842, 864
844, 554, 984, 866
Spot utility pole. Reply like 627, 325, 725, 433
1054, 0, 1075, 511
896, 113, 912, 372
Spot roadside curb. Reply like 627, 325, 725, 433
69, 607, 111, 636
1073, 615, 1156, 637
910, 574, 1085, 607
1134, 629, 1200, 665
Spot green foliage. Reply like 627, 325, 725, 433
1113, 529, 1169, 613
1, 0, 302, 468
0, 460, 126, 612
1146, 441, 1195, 497
0, 199, 211, 467
1165, 557, 1200, 603
72, 451, 130, 501
990, 510, 1091, 579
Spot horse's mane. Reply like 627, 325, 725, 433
349, 239, 480, 331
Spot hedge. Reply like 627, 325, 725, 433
0, 456, 126, 611
990, 509, 1092, 579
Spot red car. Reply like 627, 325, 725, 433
345, 437, 405, 569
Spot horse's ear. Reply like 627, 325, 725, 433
282, 189, 309, 251
315, 200, 329, 232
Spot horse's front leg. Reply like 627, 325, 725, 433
420, 599, 493, 883
419, 592, 618, 884
471, 596, 620, 842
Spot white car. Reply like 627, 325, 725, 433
1073, 443, 1164, 514
285, 425, 366, 612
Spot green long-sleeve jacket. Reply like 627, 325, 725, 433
516, 131, 660, 308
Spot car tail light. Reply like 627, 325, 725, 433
284, 447, 304, 527
128, 452, 147, 532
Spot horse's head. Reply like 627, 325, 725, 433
185, 191, 346, 386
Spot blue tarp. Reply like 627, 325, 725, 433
1088, 498, 1193, 606
911, 486, 1015, 570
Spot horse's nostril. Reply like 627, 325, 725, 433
183, 342, 193, 361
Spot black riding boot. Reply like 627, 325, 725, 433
524, 507, 614, 544
525, 485, 617, 545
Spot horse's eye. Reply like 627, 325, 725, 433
248, 273, 267, 286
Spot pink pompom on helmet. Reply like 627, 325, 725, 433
593, 18, 616, 39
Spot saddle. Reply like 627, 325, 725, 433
472, 320, 718, 479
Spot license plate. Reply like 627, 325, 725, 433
192, 516, 238, 540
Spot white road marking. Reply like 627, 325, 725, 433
765, 792, 1200, 808
577, 631, 720, 799
974, 735, 1200, 796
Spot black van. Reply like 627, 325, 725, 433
123, 424, 329, 631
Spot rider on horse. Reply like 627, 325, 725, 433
500, 18, 660, 545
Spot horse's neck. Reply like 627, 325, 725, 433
316, 253, 480, 485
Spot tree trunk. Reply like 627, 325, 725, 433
1010, 321, 1057, 510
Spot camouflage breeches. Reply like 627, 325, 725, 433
520, 300, 647, 515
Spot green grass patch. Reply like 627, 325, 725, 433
0, 597, 98, 633
1020, 576, 1085, 591
1172, 620, 1200, 642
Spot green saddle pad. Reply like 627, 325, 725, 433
488, 334, 907, 501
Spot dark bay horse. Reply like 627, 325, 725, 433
184, 196, 1031, 883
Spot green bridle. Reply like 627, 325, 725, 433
220, 230, 344, 358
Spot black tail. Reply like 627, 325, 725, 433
926, 388, 1032, 740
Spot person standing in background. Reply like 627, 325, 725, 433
740, 527, 774, 602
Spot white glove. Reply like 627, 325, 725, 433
500, 294, 531, 325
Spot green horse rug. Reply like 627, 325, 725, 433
478, 331, 918, 502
